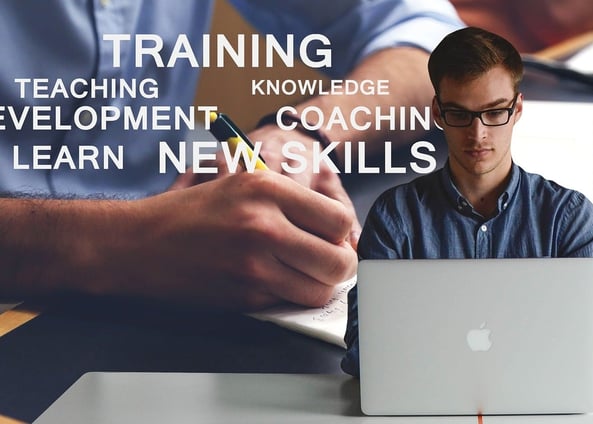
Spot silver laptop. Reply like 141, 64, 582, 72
358, 258, 593, 416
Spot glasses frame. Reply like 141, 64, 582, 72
437, 93, 520, 127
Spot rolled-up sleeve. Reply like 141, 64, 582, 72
229, 0, 465, 77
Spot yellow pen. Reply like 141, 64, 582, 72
208, 112, 268, 171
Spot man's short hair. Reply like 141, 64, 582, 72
428, 27, 524, 95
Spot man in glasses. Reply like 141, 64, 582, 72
341, 26, 593, 377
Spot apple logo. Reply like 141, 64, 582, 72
466, 322, 492, 352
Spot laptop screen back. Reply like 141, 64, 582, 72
358, 258, 593, 416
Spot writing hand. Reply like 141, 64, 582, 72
168, 125, 361, 249
131, 172, 357, 310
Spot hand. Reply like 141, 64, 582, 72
252, 124, 361, 248
120, 171, 358, 311
169, 124, 361, 249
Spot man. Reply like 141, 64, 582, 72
0, 1, 463, 311
342, 27, 593, 376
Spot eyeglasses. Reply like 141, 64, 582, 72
437, 94, 519, 127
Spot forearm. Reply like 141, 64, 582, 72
0, 197, 136, 298
0, 173, 357, 309
516, 0, 593, 47
294, 47, 433, 163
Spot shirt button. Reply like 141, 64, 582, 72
480, 225, 488, 232
100, 0, 111, 7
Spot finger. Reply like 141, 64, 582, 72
256, 252, 341, 307
312, 170, 362, 250
269, 219, 358, 286
269, 174, 353, 244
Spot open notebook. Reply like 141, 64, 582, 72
248, 277, 356, 348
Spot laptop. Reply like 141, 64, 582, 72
357, 258, 593, 416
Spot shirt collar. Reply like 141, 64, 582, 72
440, 161, 520, 216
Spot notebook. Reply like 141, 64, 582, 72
357, 258, 593, 416
247, 277, 356, 347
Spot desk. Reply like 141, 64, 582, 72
32, 373, 593, 424
0, 297, 345, 423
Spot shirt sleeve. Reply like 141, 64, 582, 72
559, 191, 593, 257
228, 0, 465, 77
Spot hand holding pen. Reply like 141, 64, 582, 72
207, 112, 360, 249
152, 112, 358, 310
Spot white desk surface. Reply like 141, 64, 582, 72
33, 373, 593, 424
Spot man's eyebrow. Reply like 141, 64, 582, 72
440, 97, 512, 110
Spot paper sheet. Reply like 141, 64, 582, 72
247, 277, 356, 348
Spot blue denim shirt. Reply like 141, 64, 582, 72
341, 162, 593, 376
0, 0, 463, 197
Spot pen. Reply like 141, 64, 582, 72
208, 112, 268, 170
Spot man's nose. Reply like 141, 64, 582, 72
467, 115, 487, 139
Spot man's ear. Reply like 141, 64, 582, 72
432, 96, 444, 129
512, 92, 523, 124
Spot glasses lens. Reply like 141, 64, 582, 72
440, 94, 517, 127
481, 109, 510, 126
444, 110, 471, 126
